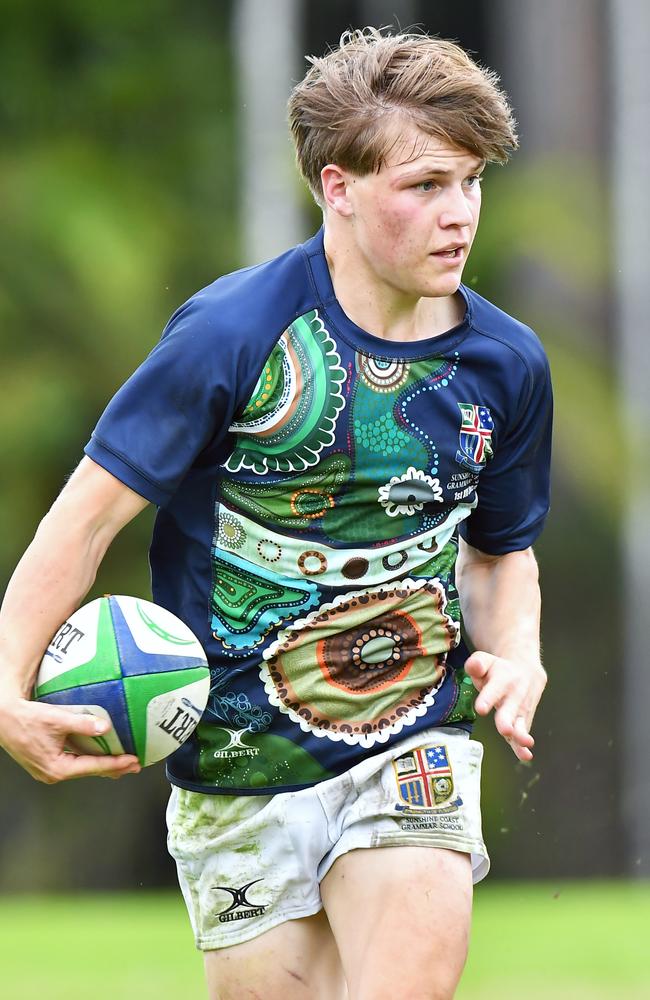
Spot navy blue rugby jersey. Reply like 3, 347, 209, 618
85, 228, 552, 794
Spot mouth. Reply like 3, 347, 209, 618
432, 245, 466, 260
433, 243, 465, 260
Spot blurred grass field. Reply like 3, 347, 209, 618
0, 882, 648, 999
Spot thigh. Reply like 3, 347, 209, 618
203, 909, 347, 1000
321, 845, 472, 1000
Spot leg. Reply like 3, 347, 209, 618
168, 786, 346, 998
321, 846, 472, 1000
203, 908, 348, 1000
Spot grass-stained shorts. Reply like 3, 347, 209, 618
166, 726, 489, 950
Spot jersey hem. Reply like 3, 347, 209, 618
166, 770, 333, 796
166, 721, 474, 795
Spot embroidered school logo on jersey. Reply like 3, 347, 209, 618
456, 403, 494, 473
392, 744, 460, 811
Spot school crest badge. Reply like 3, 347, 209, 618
392, 744, 460, 811
456, 403, 494, 473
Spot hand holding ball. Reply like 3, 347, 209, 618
34, 596, 210, 766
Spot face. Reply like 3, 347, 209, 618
324, 127, 484, 300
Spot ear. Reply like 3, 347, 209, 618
321, 164, 355, 217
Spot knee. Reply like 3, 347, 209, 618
351, 947, 468, 1000
352, 979, 461, 1000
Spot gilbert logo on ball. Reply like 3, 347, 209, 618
34, 596, 210, 766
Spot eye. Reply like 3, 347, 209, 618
465, 174, 483, 188
414, 180, 436, 192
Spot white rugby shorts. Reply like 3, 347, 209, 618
166, 725, 489, 950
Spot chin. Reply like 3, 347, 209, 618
423, 274, 463, 298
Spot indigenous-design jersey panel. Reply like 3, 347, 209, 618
197, 308, 484, 790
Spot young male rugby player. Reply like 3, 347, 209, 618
0, 28, 551, 1000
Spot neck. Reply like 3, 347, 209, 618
322, 226, 465, 342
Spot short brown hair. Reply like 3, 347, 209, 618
288, 27, 518, 205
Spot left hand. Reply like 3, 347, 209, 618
464, 651, 547, 761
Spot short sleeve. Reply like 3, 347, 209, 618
459, 346, 553, 554
84, 294, 253, 506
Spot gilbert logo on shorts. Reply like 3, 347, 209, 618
393, 744, 462, 813
213, 878, 267, 923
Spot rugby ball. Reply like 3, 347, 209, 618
34, 596, 210, 766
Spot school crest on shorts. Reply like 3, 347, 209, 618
456, 403, 494, 473
392, 744, 462, 813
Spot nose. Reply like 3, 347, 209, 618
438, 183, 475, 230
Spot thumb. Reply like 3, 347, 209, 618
464, 651, 495, 688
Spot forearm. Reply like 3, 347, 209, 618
456, 542, 545, 760
0, 498, 110, 700
0, 457, 148, 703
0, 459, 148, 781
457, 544, 542, 668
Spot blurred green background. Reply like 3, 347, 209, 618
1, 0, 647, 995
2, 884, 649, 999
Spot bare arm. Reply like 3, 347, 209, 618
455, 538, 547, 761
0, 456, 149, 782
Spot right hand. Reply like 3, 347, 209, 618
0, 696, 141, 783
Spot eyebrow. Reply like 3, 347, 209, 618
395, 160, 486, 180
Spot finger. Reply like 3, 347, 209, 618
508, 740, 534, 762
513, 715, 535, 748
494, 705, 535, 745
48, 708, 111, 738
57, 753, 141, 780
494, 703, 517, 738
473, 675, 509, 716
511, 733, 534, 761
464, 652, 498, 693
501, 716, 535, 761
